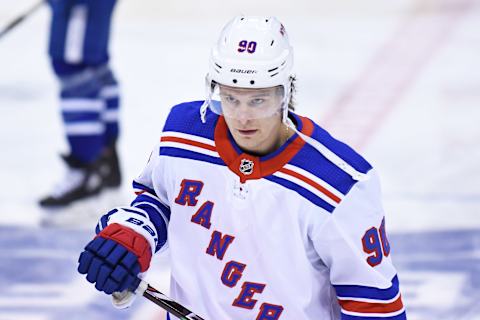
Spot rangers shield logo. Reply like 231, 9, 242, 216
239, 159, 254, 175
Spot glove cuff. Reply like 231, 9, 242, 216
98, 223, 152, 272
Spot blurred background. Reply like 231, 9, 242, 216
1, 0, 479, 319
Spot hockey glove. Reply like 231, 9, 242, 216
78, 223, 152, 294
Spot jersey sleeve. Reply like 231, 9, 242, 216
311, 169, 406, 319
95, 142, 171, 255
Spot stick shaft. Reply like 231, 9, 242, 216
0, 1, 44, 39
142, 284, 205, 320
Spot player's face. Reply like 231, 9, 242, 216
218, 85, 284, 120
220, 85, 287, 156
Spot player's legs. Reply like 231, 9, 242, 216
41, 0, 119, 207
55, 63, 106, 164
82, 0, 121, 187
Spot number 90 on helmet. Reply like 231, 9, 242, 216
201, 16, 294, 122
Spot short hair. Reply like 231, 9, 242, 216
288, 75, 297, 111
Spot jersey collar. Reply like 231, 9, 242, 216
214, 113, 314, 183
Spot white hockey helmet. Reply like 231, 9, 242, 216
201, 16, 294, 122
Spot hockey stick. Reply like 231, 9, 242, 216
112, 280, 205, 320
0, 1, 44, 39
142, 283, 205, 320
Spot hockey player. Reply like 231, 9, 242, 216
40, 0, 121, 207
77, 16, 407, 319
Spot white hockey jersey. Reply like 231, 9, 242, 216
97, 101, 406, 320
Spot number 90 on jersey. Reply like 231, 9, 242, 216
362, 217, 391, 267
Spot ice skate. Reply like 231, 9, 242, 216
39, 154, 103, 207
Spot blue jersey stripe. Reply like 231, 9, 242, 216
160, 147, 226, 167
334, 275, 400, 300
264, 175, 335, 212
341, 310, 406, 320
131, 194, 171, 221
132, 181, 157, 196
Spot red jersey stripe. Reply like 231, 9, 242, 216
279, 167, 342, 204
161, 136, 217, 152
339, 295, 404, 314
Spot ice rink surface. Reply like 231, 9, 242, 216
1, 0, 479, 319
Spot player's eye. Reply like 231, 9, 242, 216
222, 95, 238, 104
249, 98, 265, 106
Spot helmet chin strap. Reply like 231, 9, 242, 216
200, 75, 213, 123
200, 100, 208, 124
